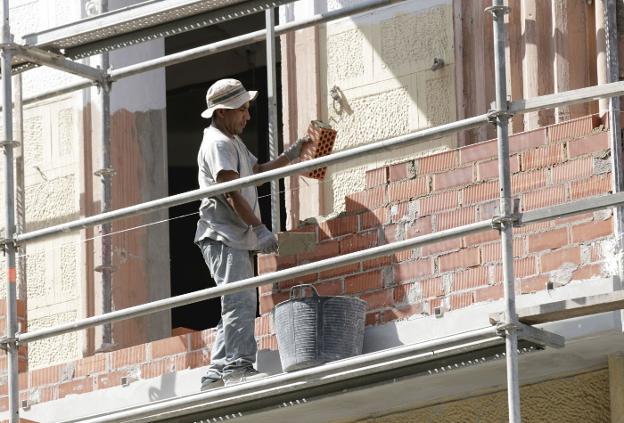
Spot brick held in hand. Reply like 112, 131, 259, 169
300, 120, 337, 180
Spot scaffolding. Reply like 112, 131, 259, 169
0, 0, 623, 422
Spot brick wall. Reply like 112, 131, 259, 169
0, 114, 615, 411
258, 114, 612, 325
0, 300, 28, 373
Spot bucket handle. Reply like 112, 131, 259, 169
289, 284, 320, 300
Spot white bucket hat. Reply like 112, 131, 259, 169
201, 78, 258, 119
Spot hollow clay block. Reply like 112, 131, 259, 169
300, 120, 337, 180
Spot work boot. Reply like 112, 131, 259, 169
200, 375, 224, 391
223, 366, 268, 386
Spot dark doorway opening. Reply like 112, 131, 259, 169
165, 14, 283, 332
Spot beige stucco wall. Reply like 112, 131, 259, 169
319, 0, 457, 214
359, 370, 610, 422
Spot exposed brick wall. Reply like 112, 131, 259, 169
0, 300, 28, 373
258, 114, 611, 325
0, 114, 614, 410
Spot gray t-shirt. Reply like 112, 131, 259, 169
194, 124, 260, 250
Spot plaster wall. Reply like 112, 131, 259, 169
360, 369, 610, 422
283, 0, 457, 216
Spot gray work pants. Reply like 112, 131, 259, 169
199, 238, 257, 378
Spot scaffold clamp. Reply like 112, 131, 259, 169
491, 198, 522, 230
0, 140, 20, 149
484, 5, 511, 16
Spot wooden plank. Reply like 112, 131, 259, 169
535, 0, 555, 126
453, 0, 468, 146
489, 290, 624, 325
506, 0, 523, 134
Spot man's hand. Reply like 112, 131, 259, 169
253, 224, 278, 254
283, 135, 311, 162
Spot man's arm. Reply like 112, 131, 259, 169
217, 169, 262, 226
253, 154, 290, 174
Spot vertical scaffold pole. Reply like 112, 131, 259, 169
605, 0, 624, 282
266, 7, 281, 233
0, 0, 19, 421
489, 1, 521, 422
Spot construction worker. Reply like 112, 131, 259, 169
195, 78, 309, 390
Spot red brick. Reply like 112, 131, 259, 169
570, 174, 611, 200
389, 202, 410, 223
511, 169, 548, 193
315, 279, 344, 296
366, 167, 388, 188
151, 335, 188, 359
454, 267, 488, 291
298, 240, 339, 263
257, 254, 297, 274
59, 377, 93, 399
389, 162, 413, 181
359, 289, 393, 310
393, 259, 432, 283
478, 156, 520, 180
259, 290, 290, 314
567, 131, 609, 157
439, 248, 480, 272
552, 157, 594, 183
366, 312, 381, 326
540, 247, 581, 272
30, 364, 64, 387
74, 354, 107, 378
463, 229, 499, 245
406, 215, 433, 238
481, 238, 525, 262
190, 328, 217, 350
548, 115, 601, 142
462, 181, 499, 204
345, 186, 386, 212
493, 257, 537, 281
419, 191, 460, 215
111, 344, 146, 369
436, 207, 477, 231
383, 304, 424, 323
384, 224, 402, 243
460, 139, 497, 164
421, 238, 462, 255
522, 186, 567, 210
176, 350, 210, 370
433, 166, 473, 191
345, 271, 383, 294
319, 263, 360, 279
96, 370, 126, 390
520, 275, 548, 294
509, 128, 547, 153
254, 315, 271, 337
258, 334, 278, 351
393, 283, 412, 303
319, 215, 358, 240
571, 219, 613, 243
420, 277, 444, 298
418, 150, 458, 174
528, 227, 568, 253
142, 357, 175, 379
450, 292, 474, 310
572, 264, 604, 280
339, 231, 379, 254
363, 256, 392, 270
394, 249, 412, 263
360, 208, 388, 229
521, 144, 565, 171
474, 284, 504, 303
387, 177, 428, 202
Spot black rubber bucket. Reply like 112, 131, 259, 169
273, 284, 367, 372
